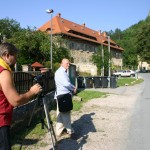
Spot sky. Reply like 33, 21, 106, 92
0, 0, 150, 32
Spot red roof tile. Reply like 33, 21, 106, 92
38, 13, 124, 51
31, 62, 44, 67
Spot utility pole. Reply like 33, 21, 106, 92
101, 35, 104, 76
46, 9, 54, 70
108, 36, 111, 87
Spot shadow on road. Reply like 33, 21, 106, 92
58, 112, 96, 150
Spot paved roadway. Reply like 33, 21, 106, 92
125, 73, 150, 150
86, 73, 150, 150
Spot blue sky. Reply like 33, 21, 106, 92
0, 0, 149, 32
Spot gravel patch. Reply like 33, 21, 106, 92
24, 84, 141, 150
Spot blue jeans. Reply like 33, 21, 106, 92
0, 126, 11, 150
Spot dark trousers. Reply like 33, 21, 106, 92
0, 126, 11, 150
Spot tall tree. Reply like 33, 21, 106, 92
92, 45, 109, 76
136, 20, 150, 63
7, 28, 70, 70
7, 29, 49, 65
92, 46, 103, 75
0, 18, 21, 43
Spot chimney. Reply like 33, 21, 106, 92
57, 13, 61, 17
82, 23, 86, 27
102, 32, 107, 37
98, 30, 101, 35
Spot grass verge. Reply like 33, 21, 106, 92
117, 77, 143, 86
73, 90, 107, 111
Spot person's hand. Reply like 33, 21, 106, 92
30, 83, 42, 95
73, 87, 77, 94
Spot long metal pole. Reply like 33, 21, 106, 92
101, 43, 104, 76
50, 13, 53, 70
100, 35, 104, 76
46, 9, 54, 70
108, 36, 111, 87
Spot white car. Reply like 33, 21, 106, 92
113, 70, 135, 77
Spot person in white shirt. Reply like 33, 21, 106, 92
54, 58, 76, 139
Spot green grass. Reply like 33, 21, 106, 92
117, 77, 144, 86
11, 115, 48, 150
73, 90, 107, 111
77, 90, 106, 102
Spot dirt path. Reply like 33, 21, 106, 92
25, 84, 142, 150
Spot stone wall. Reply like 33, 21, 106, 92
71, 50, 97, 76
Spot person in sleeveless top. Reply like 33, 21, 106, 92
0, 43, 42, 150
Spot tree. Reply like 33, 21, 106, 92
136, 21, 150, 63
108, 28, 123, 41
92, 46, 103, 75
7, 29, 49, 66
0, 18, 21, 42
92, 45, 109, 76
7, 27, 70, 70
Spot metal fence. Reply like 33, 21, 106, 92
13, 71, 55, 94
11, 71, 55, 137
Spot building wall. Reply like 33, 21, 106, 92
138, 61, 150, 71
111, 58, 122, 68
70, 49, 97, 75
54, 36, 123, 75
68, 39, 98, 75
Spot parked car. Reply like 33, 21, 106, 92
113, 70, 135, 77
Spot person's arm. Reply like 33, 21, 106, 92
0, 70, 41, 107
56, 71, 76, 93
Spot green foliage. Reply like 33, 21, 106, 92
53, 62, 60, 72
92, 46, 103, 75
0, 18, 70, 70
103, 46, 109, 76
109, 16, 150, 69
0, 18, 21, 41
44, 61, 50, 68
108, 28, 123, 40
7, 29, 50, 68
53, 46, 70, 63
136, 18, 150, 63
92, 45, 109, 75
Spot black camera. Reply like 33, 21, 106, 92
34, 74, 44, 87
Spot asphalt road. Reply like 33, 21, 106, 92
86, 73, 150, 150
125, 73, 150, 150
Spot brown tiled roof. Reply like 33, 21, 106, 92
31, 62, 44, 67
38, 13, 124, 51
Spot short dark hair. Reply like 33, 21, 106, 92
0, 43, 18, 56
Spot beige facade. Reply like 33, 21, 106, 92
67, 39, 123, 75
138, 61, 150, 71
38, 13, 124, 75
